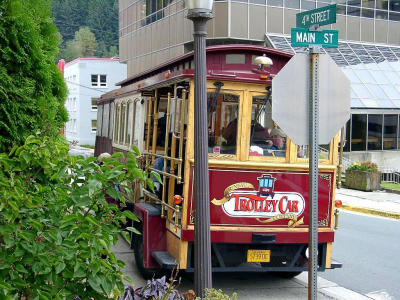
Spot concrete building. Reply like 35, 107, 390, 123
64, 58, 127, 145
118, 0, 400, 170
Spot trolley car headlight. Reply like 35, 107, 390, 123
305, 247, 318, 259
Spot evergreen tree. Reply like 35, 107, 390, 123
0, 0, 68, 152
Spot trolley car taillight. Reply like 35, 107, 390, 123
335, 200, 342, 208
174, 195, 183, 205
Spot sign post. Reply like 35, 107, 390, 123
272, 4, 350, 300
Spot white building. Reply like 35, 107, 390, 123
64, 58, 127, 145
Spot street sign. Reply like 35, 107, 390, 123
271, 53, 350, 145
296, 4, 336, 28
291, 28, 338, 48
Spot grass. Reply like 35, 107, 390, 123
80, 144, 95, 149
381, 181, 400, 191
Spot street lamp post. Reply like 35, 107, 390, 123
186, 0, 213, 297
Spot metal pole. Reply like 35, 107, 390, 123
187, 10, 213, 298
308, 46, 320, 300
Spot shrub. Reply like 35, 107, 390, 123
0, 134, 152, 299
347, 161, 378, 172
196, 289, 238, 300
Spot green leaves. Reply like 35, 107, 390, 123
0, 134, 143, 299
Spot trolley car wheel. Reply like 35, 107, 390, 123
132, 225, 162, 279
274, 271, 302, 278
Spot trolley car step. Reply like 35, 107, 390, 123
152, 251, 178, 269
330, 259, 343, 269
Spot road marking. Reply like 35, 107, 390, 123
340, 209, 400, 222
340, 205, 400, 220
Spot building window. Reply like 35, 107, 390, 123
91, 98, 98, 110
91, 120, 97, 133
351, 114, 367, 151
367, 114, 383, 150
383, 114, 398, 150
91, 74, 107, 87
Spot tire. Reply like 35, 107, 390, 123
131, 224, 163, 279
274, 271, 303, 279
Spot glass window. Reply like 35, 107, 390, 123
368, 84, 387, 98
356, 69, 375, 83
102, 104, 110, 138
127, 102, 134, 145
208, 92, 239, 155
351, 114, 367, 151
370, 71, 390, 84
362, 7, 375, 17
383, 114, 398, 150
91, 120, 97, 133
249, 96, 287, 158
268, 0, 283, 6
226, 54, 246, 64
390, 11, 400, 20
285, 0, 300, 8
109, 102, 114, 139
114, 104, 120, 143
368, 114, 383, 150
301, 0, 316, 9
389, 0, 400, 11
120, 104, 127, 144
352, 83, 373, 98
296, 144, 330, 160
97, 105, 103, 136
375, 9, 388, 19
100, 75, 107, 87
347, 5, 361, 15
91, 74, 98, 87
381, 84, 400, 99
250, 0, 266, 4
344, 118, 351, 152
343, 68, 361, 83
91, 98, 98, 110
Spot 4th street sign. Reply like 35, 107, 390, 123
296, 4, 336, 28
291, 28, 338, 48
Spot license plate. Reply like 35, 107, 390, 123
247, 249, 271, 263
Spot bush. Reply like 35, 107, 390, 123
0, 134, 152, 299
196, 289, 237, 300
347, 161, 378, 172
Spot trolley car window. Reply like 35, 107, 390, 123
249, 96, 287, 158
120, 103, 127, 145
114, 104, 120, 143
109, 102, 114, 139
297, 144, 330, 160
102, 103, 110, 138
127, 102, 133, 145
208, 92, 239, 155
97, 105, 103, 136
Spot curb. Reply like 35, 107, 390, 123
382, 188, 400, 195
341, 205, 400, 220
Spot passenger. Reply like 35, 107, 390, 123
269, 127, 286, 156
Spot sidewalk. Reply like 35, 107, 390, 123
335, 187, 400, 219
113, 238, 371, 300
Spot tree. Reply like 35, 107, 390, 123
75, 26, 98, 57
0, 0, 68, 152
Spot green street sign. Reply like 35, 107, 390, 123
291, 28, 338, 48
296, 4, 337, 28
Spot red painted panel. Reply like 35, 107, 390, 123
181, 229, 334, 244
134, 204, 166, 268
187, 167, 334, 229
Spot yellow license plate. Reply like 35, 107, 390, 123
247, 249, 271, 263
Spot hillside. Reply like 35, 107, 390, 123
52, 0, 119, 62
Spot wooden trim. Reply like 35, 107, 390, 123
325, 242, 332, 268
181, 80, 194, 228
166, 231, 181, 265
206, 81, 269, 93
186, 225, 333, 232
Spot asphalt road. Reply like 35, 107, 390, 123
320, 210, 400, 299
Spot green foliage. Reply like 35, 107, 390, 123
347, 161, 378, 172
0, 0, 68, 152
196, 289, 238, 300
0, 135, 149, 299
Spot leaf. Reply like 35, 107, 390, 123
88, 179, 102, 197
15, 264, 28, 274
131, 145, 141, 156
146, 178, 155, 191
151, 171, 162, 184
98, 239, 109, 251
55, 262, 66, 274
88, 275, 103, 294
106, 187, 122, 200
112, 152, 123, 158
85, 215, 100, 227
120, 231, 130, 243
126, 227, 141, 235
121, 210, 139, 221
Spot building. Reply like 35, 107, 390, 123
118, 0, 400, 170
64, 58, 127, 145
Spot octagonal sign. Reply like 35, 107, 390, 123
272, 53, 350, 145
